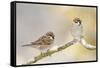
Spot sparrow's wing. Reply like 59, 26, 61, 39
41, 35, 54, 45
32, 36, 47, 45
32, 35, 52, 45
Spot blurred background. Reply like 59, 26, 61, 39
16, 3, 96, 65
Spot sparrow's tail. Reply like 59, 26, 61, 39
22, 44, 32, 47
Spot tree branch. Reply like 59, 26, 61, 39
26, 39, 77, 64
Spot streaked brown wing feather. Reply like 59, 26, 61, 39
31, 33, 53, 45
32, 35, 47, 45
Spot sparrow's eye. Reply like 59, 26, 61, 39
75, 21, 78, 23
49, 35, 54, 39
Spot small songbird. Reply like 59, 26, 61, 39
71, 17, 96, 49
71, 17, 83, 41
22, 32, 55, 51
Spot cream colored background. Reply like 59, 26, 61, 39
16, 3, 96, 65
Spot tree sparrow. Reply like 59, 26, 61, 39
71, 17, 83, 41
71, 17, 96, 49
22, 32, 55, 51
